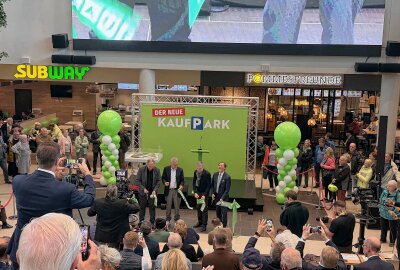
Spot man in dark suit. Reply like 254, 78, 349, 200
193, 161, 212, 232
135, 159, 161, 225
212, 162, 231, 228
7, 142, 96, 269
134, 221, 160, 260
296, 224, 346, 270
87, 185, 139, 248
354, 237, 394, 270
162, 157, 184, 226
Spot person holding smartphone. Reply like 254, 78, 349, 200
7, 142, 96, 269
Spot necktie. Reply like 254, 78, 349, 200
217, 173, 222, 192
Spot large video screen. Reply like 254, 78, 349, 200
72, 0, 384, 45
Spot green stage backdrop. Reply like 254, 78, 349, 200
141, 104, 248, 180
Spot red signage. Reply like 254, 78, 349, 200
152, 108, 186, 117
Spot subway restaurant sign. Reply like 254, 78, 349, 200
245, 73, 343, 88
14, 65, 91, 80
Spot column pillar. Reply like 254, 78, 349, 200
139, 69, 156, 94
379, 74, 400, 153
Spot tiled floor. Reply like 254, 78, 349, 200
0, 157, 396, 257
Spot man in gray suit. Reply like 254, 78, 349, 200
211, 162, 231, 228
135, 159, 161, 226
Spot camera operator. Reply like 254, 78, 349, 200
280, 190, 309, 237
319, 201, 355, 253
296, 224, 346, 270
88, 185, 140, 249
378, 180, 399, 246
7, 142, 96, 270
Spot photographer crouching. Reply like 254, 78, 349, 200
318, 201, 355, 253
7, 142, 96, 270
88, 185, 140, 249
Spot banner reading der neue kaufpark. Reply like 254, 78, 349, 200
141, 104, 248, 180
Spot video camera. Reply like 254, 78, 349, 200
351, 188, 376, 205
115, 169, 134, 199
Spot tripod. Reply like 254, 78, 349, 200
355, 201, 377, 254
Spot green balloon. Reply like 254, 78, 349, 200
103, 150, 112, 157
112, 160, 119, 167
277, 175, 283, 181
103, 171, 111, 179
283, 187, 291, 194
278, 171, 286, 178
292, 176, 297, 181
115, 143, 120, 149
108, 155, 116, 162
274, 122, 301, 149
276, 193, 286, 204
108, 177, 117, 185
287, 181, 296, 188
293, 148, 299, 158
284, 165, 292, 172
100, 144, 108, 151
288, 158, 298, 166
112, 135, 121, 144
23, 128, 30, 135
41, 121, 50, 128
97, 110, 122, 135
102, 166, 107, 172
275, 148, 283, 158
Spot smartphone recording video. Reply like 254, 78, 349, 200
64, 159, 80, 169
266, 219, 273, 232
80, 225, 89, 261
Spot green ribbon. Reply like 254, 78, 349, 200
217, 200, 241, 234
197, 199, 206, 212
178, 189, 193, 210
129, 194, 138, 204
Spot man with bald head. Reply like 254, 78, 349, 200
354, 237, 394, 270
280, 248, 302, 270
154, 233, 192, 270
346, 143, 363, 199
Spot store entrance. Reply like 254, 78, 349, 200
15, 89, 32, 118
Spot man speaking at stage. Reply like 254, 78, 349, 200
212, 162, 231, 228
7, 142, 96, 270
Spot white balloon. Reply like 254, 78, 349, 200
288, 170, 296, 177
277, 164, 283, 170
283, 149, 295, 160
279, 181, 286, 188
275, 186, 281, 193
104, 161, 112, 168
108, 143, 116, 151
101, 155, 108, 162
292, 164, 297, 170
102, 135, 112, 145
99, 177, 108, 186
109, 166, 116, 174
112, 149, 119, 156
284, 175, 292, 184
278, 158, 287, 166
293, 186, 299, 193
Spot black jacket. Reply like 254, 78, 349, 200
120, 249, 142, 270
193, 169, 212, 197
87, 198, 139, 244
162, 242, 198, 262
333, 164, 351, 190
134, 235, 160, 260
90, 131, 101, 153
245, 236, 281, 270
354, 256, 394, 270
212, 171, 231, 201
162, 165, 185, 196
345, 135, 356, 152
349, 151, 363, 175
296, 240, 346, 270
280, 201, 309, 237
135, 166, 162, 196
299, 147, 313, 167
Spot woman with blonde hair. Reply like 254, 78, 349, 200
357, 159, 374, 189
161, 249, 188, 270
320, 147, 336, 202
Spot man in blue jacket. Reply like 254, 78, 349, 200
7, 142, 96, 269
314, 138, 328, 188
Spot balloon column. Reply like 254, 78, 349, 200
273, 122, 301, 204
97, 110, 123, 186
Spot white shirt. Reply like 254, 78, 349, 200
217, 172, 224, 191
275, 229, 300, 248
170, 168, 177, 189
38, 168, 56, 178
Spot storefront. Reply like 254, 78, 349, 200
201, 71, 382, 144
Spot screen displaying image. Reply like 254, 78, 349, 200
72, 0, 384, 45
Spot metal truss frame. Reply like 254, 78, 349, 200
131, 94, 259, 180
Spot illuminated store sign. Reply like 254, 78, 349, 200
14, 65, 91, 80
245, 73, 343, 88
